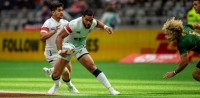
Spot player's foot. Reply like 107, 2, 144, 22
108, 87, 120, 95
68, 85, 79, 93
48, 82, 61, 94
43, 67, 51, 78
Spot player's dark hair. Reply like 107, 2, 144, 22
50, 1, 64, 11
82, 9, 94, 16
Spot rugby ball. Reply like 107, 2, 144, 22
62, 43, 75, 54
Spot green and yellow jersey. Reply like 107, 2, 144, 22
177, 25, 200, 55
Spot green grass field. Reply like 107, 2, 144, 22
0, 61, 200, 98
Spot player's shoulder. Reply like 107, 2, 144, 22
71, 17, 81, 23
60, 19, 69, 25
60, 19, 69, 23
69, 17, 81, 26
43, 18, 53, 25
41, 18, 52, 27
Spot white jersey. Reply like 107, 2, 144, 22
41, 17, 68, 51
64, 17, 97, 49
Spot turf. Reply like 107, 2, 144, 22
0, 61, 200, 98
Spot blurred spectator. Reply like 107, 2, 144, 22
23, 4, 50, 31
15, 0, 35, 9
36, 5, 51, 24
172, 1, 186, 23
67, 0, 88, 18
63, 10, 73, 20
100, 2, 120, 29
39, 0, 51, 7
59, 0, 70, 9
0, 0, 196, 30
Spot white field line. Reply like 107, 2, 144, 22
0, 90, 96, 96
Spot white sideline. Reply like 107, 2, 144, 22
0, 90, 94, 96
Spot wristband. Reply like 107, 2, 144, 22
58, 50, 62, 54
104, 25, 108, 29
173, 71, 177, 75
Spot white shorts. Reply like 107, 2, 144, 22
44, 50, 59, 66
58, 46, 88, 61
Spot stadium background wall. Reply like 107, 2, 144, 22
0, 30, 198, 61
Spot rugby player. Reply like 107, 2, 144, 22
162, 17, 200, 81
53, 9, 120, 95
40, 1, 79, 94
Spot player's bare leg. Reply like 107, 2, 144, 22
49, 59, 78, 94
62, 61, 79, 93
47, 59, 64, 94
43, 60, 72, 78
78, 54, 120, 95
192, 67, 200, 81
66, 61, 72, 72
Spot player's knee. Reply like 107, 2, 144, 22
87, 65, 97, 73
52, 73, 60, 80
83, 61, 95, 71
53, 71, 61, 79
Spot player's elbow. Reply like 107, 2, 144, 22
40, 36, 46, 42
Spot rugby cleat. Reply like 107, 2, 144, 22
68, 85, 79, 93
48, 82, 61, 94
43, 67, 51, 78
108, 87, 120, 95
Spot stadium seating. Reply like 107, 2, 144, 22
0, 0, 193, 30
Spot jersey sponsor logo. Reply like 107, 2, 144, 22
76, 31, 80, 34
50, 27, 55, 31
86, 38, 98, 52
119, 54, 181, 63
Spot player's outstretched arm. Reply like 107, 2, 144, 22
96, 20, 113, 34
163, 53, 189, 78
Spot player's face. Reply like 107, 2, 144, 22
82, 15, 94, 29
193, 1, 200, 14
164, 29, 173, 41
52, 7, 63, 19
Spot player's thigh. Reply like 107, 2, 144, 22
54, 59, 69, 73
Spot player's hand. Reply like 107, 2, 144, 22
163, 71, 175, 79
55, 24, 61, 32
105, 26, 113, 34
192, 24, 200, 29
59, 51, 67, 57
